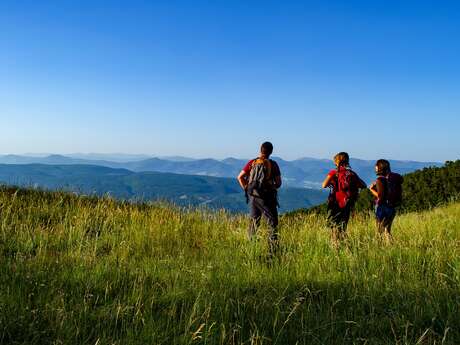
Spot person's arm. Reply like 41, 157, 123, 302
322, 174, 333, 189
370, 178, 385, 202
272, 162, 282, 189
237, 170, 248, 190
369, 181, 379, 198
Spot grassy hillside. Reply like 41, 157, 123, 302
0, 186, 459, 344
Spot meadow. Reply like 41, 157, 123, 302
0, 186, 459, 344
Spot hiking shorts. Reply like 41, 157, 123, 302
327, 202, 353, 232
375, 204, 396, 222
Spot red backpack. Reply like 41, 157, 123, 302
335, 167, 360, 208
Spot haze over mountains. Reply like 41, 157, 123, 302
0, 154, 441, 189
0, 164, 326, 213
0, 154, 443, 213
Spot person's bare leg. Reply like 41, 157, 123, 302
339, 228, 348, 241
331, 228, 338, 248
376, 220, 380, 235
331, 228, 344, 249
376, 219, 385, 240
383, 219, 393, 244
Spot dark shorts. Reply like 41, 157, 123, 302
327, 202, 353, 232
375, 204, 396, 222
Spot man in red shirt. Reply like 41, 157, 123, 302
237, 142, 282, 256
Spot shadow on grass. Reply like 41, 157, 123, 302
0, 263, 458, 345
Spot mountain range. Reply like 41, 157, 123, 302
0, 164, 327, 213
0, 154, 441, 189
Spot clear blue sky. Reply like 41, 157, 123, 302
1, 0, 459, 161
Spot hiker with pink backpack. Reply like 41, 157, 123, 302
369, 159, 404, 243
322, 152, 367, 245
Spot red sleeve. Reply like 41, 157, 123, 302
242, 160, 254, 174
328, 169, 337, 178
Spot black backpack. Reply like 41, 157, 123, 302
380, 172, 404, 207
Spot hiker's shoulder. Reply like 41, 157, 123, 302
268, 158, 279, 166
347, 167, 361, 177
388, 172, 403, 182
242, 159, 255, 173
328, 169, 337, 177
376, 176, 386, 184
269, 159, 281, 171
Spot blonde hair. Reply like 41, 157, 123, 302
333, 152, 350, 168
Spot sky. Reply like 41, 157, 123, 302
0, 0, 459, 162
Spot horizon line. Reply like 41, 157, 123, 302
0, 152, 446, 164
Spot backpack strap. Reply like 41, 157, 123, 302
250, 157, 259, 169
377, 176, 388, 203
252, 157, 273, 181
335, 166, 347, 193
266, 159, 273, 181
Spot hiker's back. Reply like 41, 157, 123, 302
385, 172, 403, 207
247, 157, 275, 199
322, 151, 366, 242
371, 160, 402, 241
334, 167, 361, 208
237, 141, 281, 256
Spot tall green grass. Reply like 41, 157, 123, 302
0, 186, 459, 344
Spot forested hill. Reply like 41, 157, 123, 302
295, 160, 460, 215
388, 160, 460, 212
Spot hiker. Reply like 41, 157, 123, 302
369, 159, 403, 243
322, 152, 366, 244
237, 142, 282, 256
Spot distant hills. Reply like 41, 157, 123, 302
0, 154, 441, 189
0, 164, 327, 213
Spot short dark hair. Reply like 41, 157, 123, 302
261, 142, 274, 156
375, 159, 391, 176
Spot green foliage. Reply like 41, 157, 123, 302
293, 160, 460, 217
0, 186, 459, 344
399, 160, 460, 212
